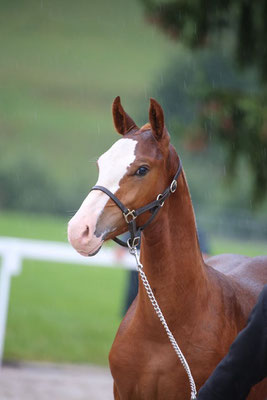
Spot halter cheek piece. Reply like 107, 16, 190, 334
91, 161, 182, 248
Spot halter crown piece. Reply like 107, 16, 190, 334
91, 159, 198, 400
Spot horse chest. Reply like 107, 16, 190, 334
110, 334, 192, 400
109, 307, 235, 400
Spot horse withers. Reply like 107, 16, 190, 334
68, 96, 267, 399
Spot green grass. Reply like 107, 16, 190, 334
0, 210, 68, 241
1, 210, 126, 365
5, 261, 126, 365
210, 236, 267, 257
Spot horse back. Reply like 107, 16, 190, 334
207, 253, 267, 303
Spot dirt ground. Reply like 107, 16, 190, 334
0, 362, 114, 400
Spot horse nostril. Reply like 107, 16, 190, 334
82, 225, 90, 238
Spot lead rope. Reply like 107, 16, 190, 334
127, 241, 197, 400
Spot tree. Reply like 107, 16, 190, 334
141, 0, 267, 203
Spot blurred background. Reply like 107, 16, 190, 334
0, 0, 267, 396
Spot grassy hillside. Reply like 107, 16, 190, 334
0, 0, 177, 192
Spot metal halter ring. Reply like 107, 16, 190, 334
127, 236, 140, 249
123, 209, 137, 223
170, 179, 177, 193
156, 193, 165, 207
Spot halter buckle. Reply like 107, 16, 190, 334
156, 193, 165, 207
123, 209, 137, 224
170, 179, 177, 193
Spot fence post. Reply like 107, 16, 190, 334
0, 252, 22, 367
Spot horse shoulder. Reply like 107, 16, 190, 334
109, 298, 140, 390
109, 299, 182, 399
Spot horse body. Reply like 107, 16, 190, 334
68, 97, 267, 399
110, 164, 266, 399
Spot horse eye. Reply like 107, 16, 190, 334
135, 166, 149, 176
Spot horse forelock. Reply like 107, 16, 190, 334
139, 123, 151, 132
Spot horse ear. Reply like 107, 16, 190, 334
112, 96, 138, 135
149, 98, 166, 141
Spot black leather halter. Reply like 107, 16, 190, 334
91, 160, 182, 248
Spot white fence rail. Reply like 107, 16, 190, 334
0, 236, 135, 367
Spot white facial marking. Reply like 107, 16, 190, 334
96, 138, 137, 191
68, 138, 137, 256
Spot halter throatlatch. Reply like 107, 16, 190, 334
91, 160, 182, 247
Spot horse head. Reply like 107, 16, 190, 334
68, 97, 178, 256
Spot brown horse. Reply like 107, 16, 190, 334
68, 97, 267, 399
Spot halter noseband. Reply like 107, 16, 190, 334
91, 160, 182, 248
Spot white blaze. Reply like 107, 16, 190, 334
68, 138, 137, 255
97, 138, 137, 192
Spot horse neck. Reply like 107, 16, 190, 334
138, 169, 208, 322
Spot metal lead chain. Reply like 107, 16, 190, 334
128, 244, 197, 400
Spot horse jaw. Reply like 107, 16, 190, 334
68, 138, 137, 256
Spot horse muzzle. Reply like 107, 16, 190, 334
68, 214, 104, 257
